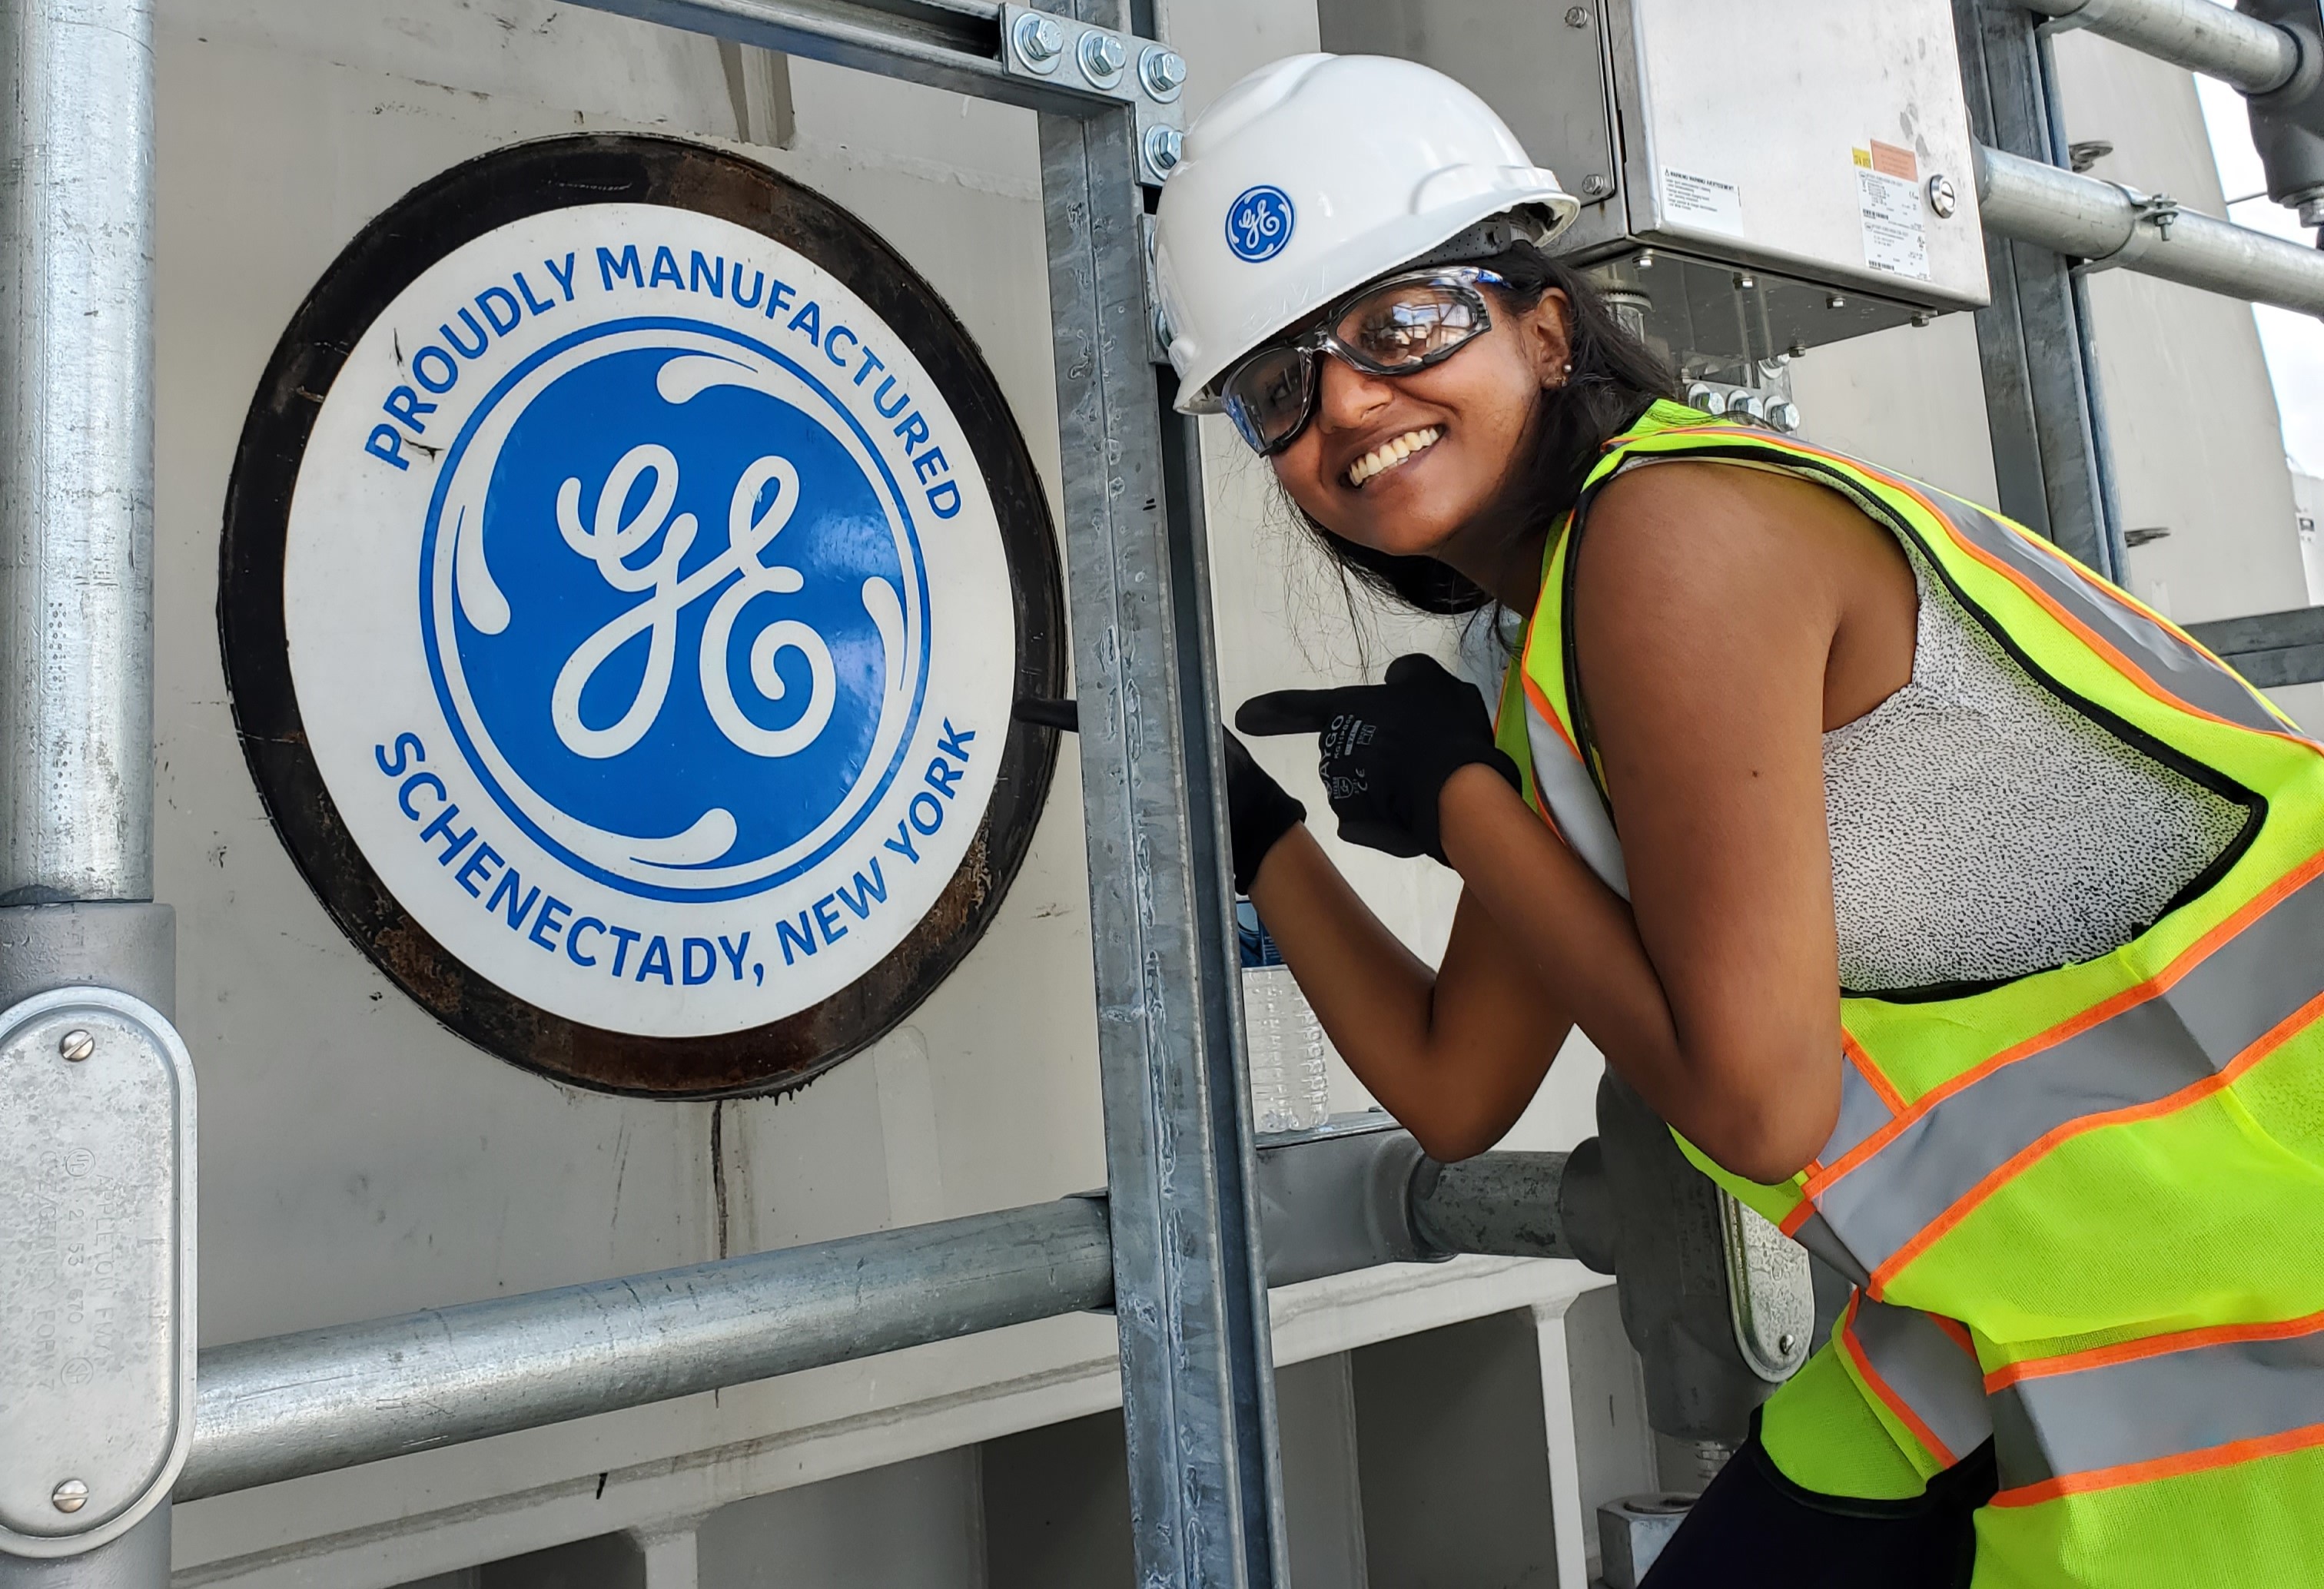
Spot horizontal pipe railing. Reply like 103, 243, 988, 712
178, 1196, 1114, 1501
1976, 143, 2324, 314
173, 1137, 1585, 1502
2021, 0, 2299, 94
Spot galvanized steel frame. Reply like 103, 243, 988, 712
0, 1, 1286, 1586
1956, 0, 2127, 582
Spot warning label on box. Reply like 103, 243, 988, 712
1661, 167, 1744, 237
1854, 144, 1930, 281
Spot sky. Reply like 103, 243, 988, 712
2196, 76, 2324, 476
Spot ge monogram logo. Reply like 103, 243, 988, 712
1225, 184, 1295, 263
423, 329, 928, 904
239, 141, 1060, 1086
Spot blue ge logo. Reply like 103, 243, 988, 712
1226, 185, 1295, 263
422, 323, 929, 904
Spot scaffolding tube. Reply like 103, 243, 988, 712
178, 1197, 1114, 1501
0, 0, 158, 905
1977, 142, 2324, 314
2019, 0, 2299, 95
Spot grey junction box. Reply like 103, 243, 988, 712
1318, 0, 1992, 362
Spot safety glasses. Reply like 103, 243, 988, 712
1220, 268, 1505, 456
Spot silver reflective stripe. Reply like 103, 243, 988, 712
1927, 488, 2284, 738
1848, 1295, 1993, 1465
1992, 1319, 2324, 1492
1821, 1059, 1896, 1166
1816, 864, 2324, 1276
1525, 698, 1629, 900
1789, 1211, 1870, 1289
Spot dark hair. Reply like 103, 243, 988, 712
1299, 241, 1678, 616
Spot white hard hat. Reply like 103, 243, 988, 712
1154, 53, 1581, 414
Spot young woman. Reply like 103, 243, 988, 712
1154, 53, 2324, 1588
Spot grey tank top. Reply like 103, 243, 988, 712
1526, 526, 2249, 994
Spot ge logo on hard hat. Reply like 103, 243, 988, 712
1226, 185, 1295, 262
423, 327, 929, 902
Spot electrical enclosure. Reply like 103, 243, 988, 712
1317, 0, 1992, 364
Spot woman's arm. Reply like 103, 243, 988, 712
1247, 830, 1572, 1160
1437, 462, 1915, 1182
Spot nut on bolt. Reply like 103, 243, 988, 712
51, 1478, 88, 1514
1078, 29, 1127, 87
1143, 124, 1184, 178
59, 1027, 94, 1063
1139, 45, 1186, 101
1579, 174, 1612, 198
1012, 12, 1064, 69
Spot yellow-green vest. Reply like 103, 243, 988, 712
1495, 400, 2324, 1586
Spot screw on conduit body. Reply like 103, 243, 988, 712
52, 1479, 88, 1514
59, 1027, 94, 1063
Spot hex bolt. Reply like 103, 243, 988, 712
59, 1028, 94, 1063
1152, 304, 1174, 350
1826, 293, 1848, 310
1635, 249, 1655, 269
1927, 173, 1957, 219
1788, 338, 1808, 358
51, 1478, 88, 1514
1138, 45, 1187, 101
1733, 271, 1756, 290
1579, 174, 1612, 198
1078, 30, 1127, 87
1565, 5, 1592, 25
1143, 124, 1184, 179
1012, 13, 1064, 68
1912, 309, 1935, 327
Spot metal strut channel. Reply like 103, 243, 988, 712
1955, 0, 2124, 581
569, 0, 1120, 111
1037, 0, 1293, 1574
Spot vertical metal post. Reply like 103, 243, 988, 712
0, 3, 177, 1585
1037, 6, 1291, 1581
0, 0, 158, 906
1954, 0, 2127, 580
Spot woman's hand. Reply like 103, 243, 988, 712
1237, 653, 1520, 863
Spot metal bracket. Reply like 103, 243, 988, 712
1718, 1193, 1814, 1382
2072, 184, 2183, 276
0, 988, 195, 1558
1000, 5, 1184, 185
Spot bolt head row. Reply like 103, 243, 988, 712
1012, 14, 1185, 104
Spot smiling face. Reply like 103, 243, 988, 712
1270, 288, 1573, 568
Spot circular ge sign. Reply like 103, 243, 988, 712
222, 135, 1064, 1096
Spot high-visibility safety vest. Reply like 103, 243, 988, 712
1494, 400, 2324, 1585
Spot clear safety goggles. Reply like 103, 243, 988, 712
1220, 267, 1505, 456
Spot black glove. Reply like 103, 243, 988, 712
1235, 653, 1519, 864
1015, 698, 1306, 893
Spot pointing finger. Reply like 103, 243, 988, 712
1236, 688, 1357, 738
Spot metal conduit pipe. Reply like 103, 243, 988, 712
2019, 0, 2300, 94
1976, 143, 2324, 314
177, 1197, 1114, 1501
0, 0, 158, 906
